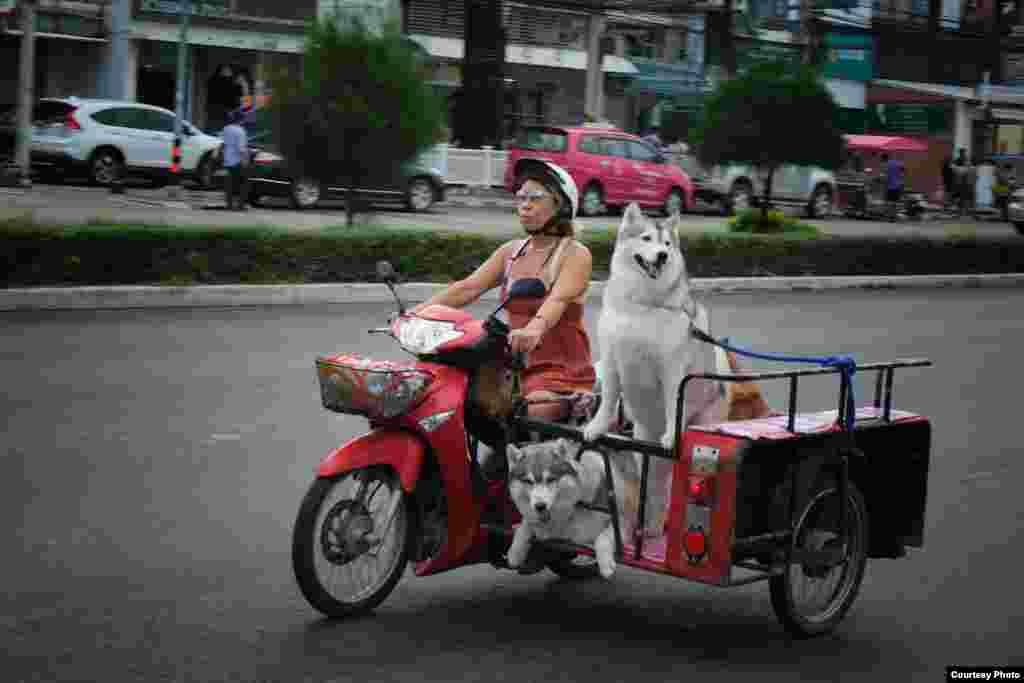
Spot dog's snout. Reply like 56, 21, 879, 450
534, 501, 548, 512
656, 251, 668, 265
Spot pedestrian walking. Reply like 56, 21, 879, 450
941, 155, 954, 207
883, 153, 905, 220
952, 148, 971, 214
994, 162, 1015, 222
222, 109, 249, 211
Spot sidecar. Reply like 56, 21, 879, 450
515, 358, 932, 638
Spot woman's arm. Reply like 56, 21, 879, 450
509, 242, 593, 353
414, 241, 514, 312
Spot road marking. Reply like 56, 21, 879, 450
209, 433, 241, 441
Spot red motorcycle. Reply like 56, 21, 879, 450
292, 263, 594, 618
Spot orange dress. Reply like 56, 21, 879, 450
501, 238, 596, 396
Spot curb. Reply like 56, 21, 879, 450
2, 273, 1022, 311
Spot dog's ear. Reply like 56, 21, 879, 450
619, 202, 646, 238
663, 210, 682, 244
556, 438, 581, 460
507, 444, 523, 465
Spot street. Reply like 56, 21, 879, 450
2, 180, 1022, 241
2, 288, 1022, 682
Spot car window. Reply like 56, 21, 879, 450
600, 137, 628, 158
628, 141, 659, 163
514, 128, 568, 153
137, 110, 176, 133
91, 107, 138, 128
577, 135, 602, 155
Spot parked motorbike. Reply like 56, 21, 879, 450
292, 262, 592, 618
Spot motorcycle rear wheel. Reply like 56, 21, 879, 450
292, 467, 413, 618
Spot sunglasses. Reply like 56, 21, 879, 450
515, 190, 553, 206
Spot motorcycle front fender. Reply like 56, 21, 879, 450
316, 429, 426, 492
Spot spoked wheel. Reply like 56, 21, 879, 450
770, 483, 869, 638
292, 467, 413, 618
547, 551, 601, 580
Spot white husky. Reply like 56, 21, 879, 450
583, 203, 736, 537
506, 438, 637, 579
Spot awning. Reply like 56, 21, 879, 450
844, 134, 929, 153
626, 59, 706, 97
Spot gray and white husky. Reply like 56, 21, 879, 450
506, 438, 637, 579
583, 202, 730, 538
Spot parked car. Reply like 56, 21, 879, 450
0, 97, 222, 188
218, 106, 445, 211
680, 153, 837, 218
503, 124, 694, 217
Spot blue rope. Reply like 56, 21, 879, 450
707, 334, 858, 432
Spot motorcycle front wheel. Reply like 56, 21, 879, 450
292, 467, 413, 618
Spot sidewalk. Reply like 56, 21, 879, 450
3, 274, 1024, 311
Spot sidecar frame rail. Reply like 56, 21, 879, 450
513, 357, 932, 564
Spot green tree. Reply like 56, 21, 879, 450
268, 16, 446, 226
692, 61, 846, 218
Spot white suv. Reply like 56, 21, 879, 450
25, 97, 223, 188
679, 154, 837, 218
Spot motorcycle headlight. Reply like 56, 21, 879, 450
394, 317, 465, 355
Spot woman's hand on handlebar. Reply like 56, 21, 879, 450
508, 326, 543, 355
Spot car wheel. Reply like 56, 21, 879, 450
726, 180, 752, 216
290, 178, 321, 210
406, 177, 436, 212
248, 192, 262, 208
807, 184, 833, 219
663, 188, 685, 216
1014, 222, 1024, 235
581, 183, 606, 217
89, 148, 124, 187
195, 153, 217, 190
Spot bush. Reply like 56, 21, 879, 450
728, 209, 820, 236
3, 220, 1023, 286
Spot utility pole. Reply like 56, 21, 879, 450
167, 0, 191, 201
15, 0, 38, 187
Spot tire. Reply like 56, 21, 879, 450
580, 183, 606, 217
289, 177, 321, 210
292, 467, 413, 618
247, 192, 262, 208
1014, 222, 1024, 235
195, 153, 216, 190
89, 148, 123, 187
547, 552, 602, 580
769, 482, 869, 638
406, 177, 436, 212
726, 180, 753, 216
807, 184, 833, 219
663, 188, 686, 217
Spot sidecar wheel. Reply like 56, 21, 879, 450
292, 467, 413, 618
769, 482, 869, 638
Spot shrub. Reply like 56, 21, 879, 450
728, 210, 820, 236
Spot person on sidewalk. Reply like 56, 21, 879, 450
222, 110, 249, 211
952, 148, 971, 215
883, 153, 905, 220
941, 155, 955, 208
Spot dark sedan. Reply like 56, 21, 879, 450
240, 144, 445, 212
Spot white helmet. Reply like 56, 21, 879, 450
517, 158, 579, 223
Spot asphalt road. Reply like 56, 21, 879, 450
2, 289, 1023, 682
2, 180, 1022, 241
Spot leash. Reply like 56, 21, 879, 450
689, 325, 859, 432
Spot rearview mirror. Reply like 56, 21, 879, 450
507, 277, 546, 300
376, 260, 397, 283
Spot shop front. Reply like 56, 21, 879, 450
130, 19, 304, 131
